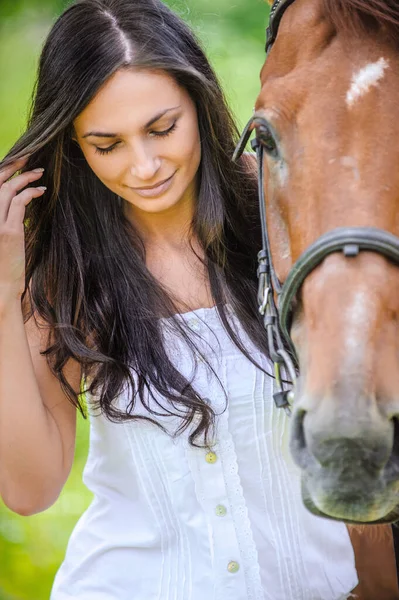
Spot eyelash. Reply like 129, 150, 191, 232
94, 122, 178, 155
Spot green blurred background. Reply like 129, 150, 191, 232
0, 1, 270, 598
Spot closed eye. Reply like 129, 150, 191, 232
95, 143, 119, 155
94, 122, 178, 155
149, 122, 177, 138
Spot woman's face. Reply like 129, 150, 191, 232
73, 69, 201, 215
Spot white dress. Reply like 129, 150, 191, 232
51, 305, 358, 600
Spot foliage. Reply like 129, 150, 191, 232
0, 1, 270, 598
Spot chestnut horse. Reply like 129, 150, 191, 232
235, 0, 399, 596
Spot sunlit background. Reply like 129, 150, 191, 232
0, 1, 270, 597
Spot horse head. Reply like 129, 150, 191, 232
250, 0, 399, 524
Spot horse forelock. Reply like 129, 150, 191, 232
323, 0, 399, 39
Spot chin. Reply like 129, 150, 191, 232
121, 192, 174, 214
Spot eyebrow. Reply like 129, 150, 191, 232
82, 106, 181, 139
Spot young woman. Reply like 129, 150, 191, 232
0, 0, 358, 598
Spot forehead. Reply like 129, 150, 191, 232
258, 1, 399, 118
74, 69, 187, 132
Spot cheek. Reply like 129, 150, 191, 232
187, 135, 201, 174
266, 162, 292, 277
268, 157, 289, 190
175, 118, 201, 170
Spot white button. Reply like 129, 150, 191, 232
205, 451, 217, 464
215, 504, 227, 517
227, 561, 240, 573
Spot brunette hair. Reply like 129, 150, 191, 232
1, 0, 268, 446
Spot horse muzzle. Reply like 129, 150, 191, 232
290, 401, 399, 523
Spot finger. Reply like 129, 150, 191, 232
0, 157, 28, 186
6, 187, 46, 229
0, 170, 44, 223
1, 168, 44, 197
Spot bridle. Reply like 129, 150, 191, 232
266, 0, 296, 54
233, 0, 399, 415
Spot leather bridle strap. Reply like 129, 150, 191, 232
266, 0, 297, 53
234, 122, 296, 412
234, 116, 282, 293
279, 227, 399, 357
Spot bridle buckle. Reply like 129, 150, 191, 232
259, 286, 270, 316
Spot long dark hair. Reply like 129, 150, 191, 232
1, 0, 269, 446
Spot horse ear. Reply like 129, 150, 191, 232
265, 0, 274, 4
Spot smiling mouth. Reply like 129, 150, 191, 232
130, 172, 176, 198
134, 173, 174, 191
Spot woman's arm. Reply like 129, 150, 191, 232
0, 159, 80, 516
0, 299, 80, 516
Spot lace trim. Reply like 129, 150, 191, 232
217, 405, 265, 600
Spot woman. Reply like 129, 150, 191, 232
0, 0, 358, 598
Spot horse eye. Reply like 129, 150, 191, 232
257, 124, 278, 158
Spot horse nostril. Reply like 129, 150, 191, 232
300, 410, 394, 475
385, 417, 399, 480
392, 418, 399, 451
291, 409, 306, 449
290, 404, 398, 478
290, 409, 313, 469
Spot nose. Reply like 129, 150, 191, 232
292, 399, 395, 476
129, 143, 161, 181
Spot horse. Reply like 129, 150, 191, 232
234, 0, 399, 596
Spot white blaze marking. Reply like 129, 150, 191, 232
346, 57, 389, 108
343, 289, 369, 356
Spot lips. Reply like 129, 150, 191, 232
130, 172, 176, 198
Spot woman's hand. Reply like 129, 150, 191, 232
0, 157, 46, 304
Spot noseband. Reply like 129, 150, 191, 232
234, 0, 399, 414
